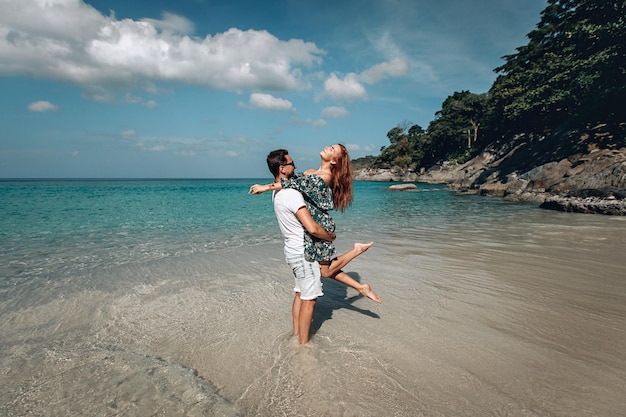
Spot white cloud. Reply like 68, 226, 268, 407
123, 93, 158, 107
123, 93, 142, 104
248, 93, 295, 112
175, 150, 196, 157
359, 57, 408, 84
143, 12, 194, 35
311, 119, 327, 128
344, 143, 376, 155
120, 133, 254, 159
121, 129, 136, 139
292, 117, 327, 128
137, 142, 166, 152
321, 106, 348, 119
0, 0, 325, 95
319, 57, 408, 102
322, 73, 366, 102
27, 100, 58, 112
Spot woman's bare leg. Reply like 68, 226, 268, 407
319, 242, 381, 303
324, 241, 374, 277
328, 270, 381, 303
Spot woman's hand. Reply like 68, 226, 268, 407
249, 184, 270, 194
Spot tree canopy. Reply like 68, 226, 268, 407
491, 0, 626, 132
372, 0, 625, 171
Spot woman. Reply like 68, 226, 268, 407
250, 144, 380, 303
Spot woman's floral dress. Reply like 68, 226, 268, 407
281, 173, 336, 263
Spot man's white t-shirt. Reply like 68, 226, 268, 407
272, 188, 306, 257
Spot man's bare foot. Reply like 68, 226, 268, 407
354, 241, 374, 253
359, 284, 381, 303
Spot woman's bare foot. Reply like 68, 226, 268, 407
354, 241, 374, 253
359, 284, 381, 303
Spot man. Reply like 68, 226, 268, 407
253, 149, 335, 344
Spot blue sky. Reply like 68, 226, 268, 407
0, 0, 546, 178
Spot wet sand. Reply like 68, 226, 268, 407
2, 216, 625, 416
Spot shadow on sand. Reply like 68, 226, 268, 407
311, 272, 380, 334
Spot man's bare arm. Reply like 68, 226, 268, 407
295, 207, 336, 242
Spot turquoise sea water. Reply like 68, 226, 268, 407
0, 178, 537, 288
1, 179, 277, 288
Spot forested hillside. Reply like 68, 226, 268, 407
356, 0, 625, 193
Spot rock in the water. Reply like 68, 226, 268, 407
388, 183, 418, 191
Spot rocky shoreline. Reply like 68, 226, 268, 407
539, 192, 626, 215
354, 127, 626, 215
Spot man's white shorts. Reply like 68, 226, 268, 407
285, 254, 323, 300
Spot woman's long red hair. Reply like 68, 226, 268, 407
330, 144, 353, 212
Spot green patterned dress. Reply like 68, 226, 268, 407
281, 173, 336, 263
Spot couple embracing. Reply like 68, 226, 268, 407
250, 144, 380, 344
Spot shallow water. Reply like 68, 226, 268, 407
1, 180, 625, 416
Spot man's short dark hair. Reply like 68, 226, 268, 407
266, 149, 289, 177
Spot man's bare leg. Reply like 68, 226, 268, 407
298, 299, 317, 344
292, 293, 302, 337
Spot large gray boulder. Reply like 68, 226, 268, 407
388, 183, 418, 191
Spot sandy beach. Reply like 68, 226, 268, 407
2, 212, 625, 416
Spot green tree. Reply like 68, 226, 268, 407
375, 91, 487, 170
377, 125, 415, 170
375, 123, 427, 170
426, 91, 488, 162
490, 0, 626, 133
375, 126, 402, 167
